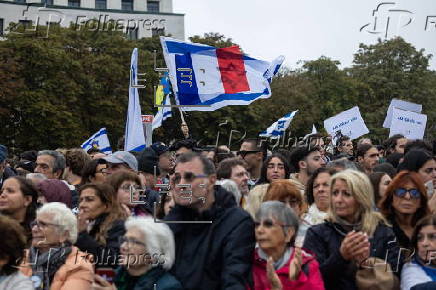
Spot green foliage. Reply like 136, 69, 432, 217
0, 30, 434, 154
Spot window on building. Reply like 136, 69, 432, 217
121, 0, 133, 11
152, 27, 165, 37
95, 0, 106, 9
15, 0, 26, 3
126, 27, 138, 40
68, 0, 80, 7
147, 1, 159, 13
19, 19, 33, 29
45, 0, 53, 5
0, 19, 3, 36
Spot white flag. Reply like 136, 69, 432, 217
124, 48, 146, 152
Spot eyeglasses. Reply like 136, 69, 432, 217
254, 219, 291, 229
171, 172, 208, 184
394, 188, 421, 199
237, 150, 260, 158
119, 236, 146, 248
30, 220, 61, 229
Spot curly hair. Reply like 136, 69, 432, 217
0, 215, 27, 275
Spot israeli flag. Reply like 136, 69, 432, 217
152, 94, 172, 130
160, 37, 284, 111
259, 110, 298, 139
81, 128, 112, 154
124, 48, 146, 152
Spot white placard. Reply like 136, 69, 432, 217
383, 99, 422, 128
324, 106, 369, 140
389, 108, 427, 139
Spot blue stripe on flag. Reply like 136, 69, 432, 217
165, 40, 214, 54
99, 146, 112, 153
175, 53, 201, 105
82, 129, 107, 148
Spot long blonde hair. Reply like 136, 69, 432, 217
328, 169, 388, 236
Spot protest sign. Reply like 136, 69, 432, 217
383, 99, 422, 128
389, 108, 427, 139
324, 106, 369, 140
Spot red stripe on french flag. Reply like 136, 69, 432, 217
216, 46, 250, 94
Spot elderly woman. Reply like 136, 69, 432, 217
304, 169, 401, 290
379, 171, 430, 251
401, 214, 436, 290
93, 216, 183, 289
0, 176, 38, 244
75, 183, 127, 269
0, 215, 33, 289
252, 201, 324, 290
20, 202, 94, 290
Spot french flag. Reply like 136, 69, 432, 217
160, 37, 284, 111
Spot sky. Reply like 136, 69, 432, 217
173, 0, 436, 70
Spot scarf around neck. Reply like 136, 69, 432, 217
29, 243, 72, 290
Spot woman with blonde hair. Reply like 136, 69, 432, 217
303, 169, 401, 290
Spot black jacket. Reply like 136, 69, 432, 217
303, 221, 402, 290
165, 185, 255, 290
75, 213, 125, 268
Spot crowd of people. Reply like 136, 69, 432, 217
0, 132, 435, 290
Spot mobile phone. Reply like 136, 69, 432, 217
426, 180, 434, 197
95, 268, 116, 283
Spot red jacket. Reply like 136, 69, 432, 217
252, 248, 324, 290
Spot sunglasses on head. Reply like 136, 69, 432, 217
394, 188, 421, 199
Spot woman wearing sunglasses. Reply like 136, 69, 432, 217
304, 170, 401, 290
252, 201, 324, 290
379, 171, 430, 251
20, 202, 94, 290
401, 214, 436, 290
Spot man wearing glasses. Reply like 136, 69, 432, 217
238, 138, 266, 187
165, 152, 255, 289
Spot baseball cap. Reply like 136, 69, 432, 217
103, 151, 138, 171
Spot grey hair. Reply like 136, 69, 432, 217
38, 150, 66, 173
255, 201, 299, 237
125, 216, 175, 270
176, 152, 215, 175
215, 179, 241, 205
37, 202, 78, 243
327, 157, 360, 171
26, 173, 47, 181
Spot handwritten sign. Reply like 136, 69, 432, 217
324, 106, 369, 140
389, 108, 427, 139
383, 99, 422, 128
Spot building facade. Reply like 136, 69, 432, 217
0, 0, 184, 39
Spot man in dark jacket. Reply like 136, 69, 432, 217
165, 152, 255, 289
